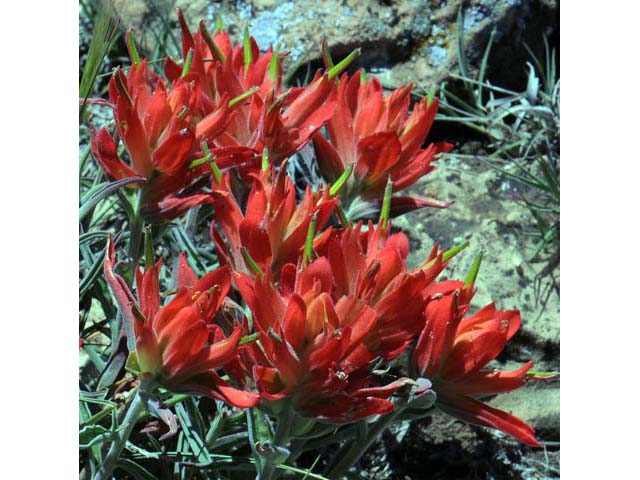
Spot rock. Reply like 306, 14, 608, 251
106, 0, 558, 95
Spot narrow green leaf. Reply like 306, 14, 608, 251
80, 6, 120, 110
261, 147, 269, 172
79, 243, 107, 297
176, 403, 213, 463
79, 176, 145, 221
79, 424, 126, 449
116, 458, 159, 480
79, 230, 110, 245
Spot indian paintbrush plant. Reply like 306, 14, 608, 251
79, 10, 553, 480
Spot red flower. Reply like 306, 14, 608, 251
167, 11, 337, 170
211, 167, 337, 278
412, 282, 540, 447
90, 55, 255, 223
314, 221, 449, 359
313, 71, 454, 219
103, 238, 259, 408
234, 260, 411, 423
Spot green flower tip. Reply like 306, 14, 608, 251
126, 30, 141, 67
327, 48, 361, 80
329, 163, 353, 197
378, 177, 393, 230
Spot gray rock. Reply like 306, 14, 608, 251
106, 0, 558, 95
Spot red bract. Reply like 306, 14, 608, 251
234, 260, 410, 423
313, 71, 454, 218
314, 221, 449, 359
90, 56, 255, 223
211, 167, 337, 278
103, 238, 259, 408
168, 12, 337, 169
412, 281, 540, 447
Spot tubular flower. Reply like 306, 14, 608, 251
103, 238, 259, 408
211, 166, 337, 278
90, 56, 255, 223
412, 281, 541, 447
313, 71, 454, 219
313, 221, 449, 359
233, 260, 411, 423
166, 11, 337, 169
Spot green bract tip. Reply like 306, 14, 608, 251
180, 49, 194, 78
329, 163, 353, 197
328, 48, 361, 80
239, 332, 260, 346
200, 21, 226, 63
261, 148, 269, 172
442, 241, 469, 261
360, 69, 367, 85
464, 251, 484, 288
268, 47, 280, 82
303, 213, 318, 266
379, 177, 393, 230
126, 30, 141, 67
421, 241, 469, 271
243, 25, 252, 73
210, 161, 222, 184
189, 142, 213, 169
114, 69, 133, 107
228, 86, 258, 108
242, 247, 264, 278
336, 202, 352, 228
426, 85, 436, 107
321, 37, 334, 68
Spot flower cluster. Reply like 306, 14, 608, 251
91, 12, 544, 472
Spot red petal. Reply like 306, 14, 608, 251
437, 394, 541, 447
355, 132, 401, 186
90, 128, 141, 183
313, 132, 345, 182
175, 253, 197, 290
152, 128, 195, 175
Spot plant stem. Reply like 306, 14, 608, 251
265, 405, 296, 480
325, 409, 402, 479
94, 381, 150, 480
127, 216, 143, 276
